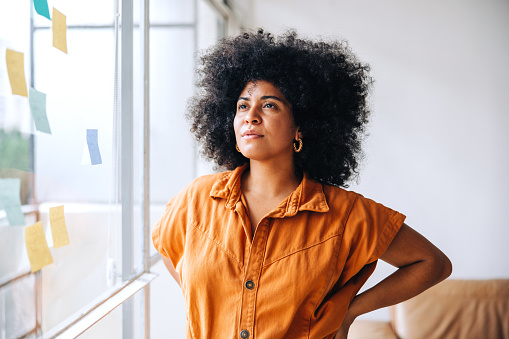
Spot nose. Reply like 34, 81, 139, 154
245, 107, 261, 124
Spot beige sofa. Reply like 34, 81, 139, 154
349, 279, 509, 339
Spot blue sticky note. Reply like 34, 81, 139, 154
29, 88, 52, 134
33, 0, 51, 20
86, 129, 102, 165
0, 178, 25, 226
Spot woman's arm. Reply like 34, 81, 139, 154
162, 256, 181, 287
335, 223, 452, 338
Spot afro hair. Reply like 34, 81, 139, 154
187, 29, 373, 187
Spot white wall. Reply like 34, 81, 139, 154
248, 0, 509, 320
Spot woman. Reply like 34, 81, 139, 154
152, 29, 452, 339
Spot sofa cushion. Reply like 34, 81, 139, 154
390, 279, 509, 339
349, 320, 398, 339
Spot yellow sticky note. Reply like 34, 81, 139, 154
5, 49, 28, 97
52, 8, 67, 54
49, 205, 70, 248
25, 222, 54, 272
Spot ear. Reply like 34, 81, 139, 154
295, 127, 303, 140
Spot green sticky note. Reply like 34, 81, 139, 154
0, 178, 25, 226
33, 0, 51, 20
29, 88, 51, 134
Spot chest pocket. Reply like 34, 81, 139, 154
259, 214, 344, 304
255, 220, 343, 337
263, 212, 343, 266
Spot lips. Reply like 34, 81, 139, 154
242, 129, 264, 138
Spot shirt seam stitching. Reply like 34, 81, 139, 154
190, 221, 243, 268
371, 211, 405, 262
306, 235, 343, 338
252, 219, 271, 338
262, 233, 343, 267
307, 194, 357, 338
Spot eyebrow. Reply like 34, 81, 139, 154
237, 95, 284, 102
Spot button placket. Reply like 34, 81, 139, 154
239, 218, 271, 337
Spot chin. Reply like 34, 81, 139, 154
241, 151, 267, 160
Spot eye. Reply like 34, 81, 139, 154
237, 103, 248, 110
263, 102, 275, 109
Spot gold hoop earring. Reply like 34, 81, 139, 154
294, 138, 303, 153
236, 144, 241, 152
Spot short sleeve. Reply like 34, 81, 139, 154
342, 193, 406, 273
151, 182, 193, 272
306, 191, 406, 337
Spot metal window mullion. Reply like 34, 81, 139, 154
141, 0, 150, 279
140, 0, 151, 336
120, 0, 134, 338
203, 0, 231, 22
32, 23, 196, 31
29, 5, 42, 338
121, 0, 134, 285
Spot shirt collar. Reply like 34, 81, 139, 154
209, 164, 329, 217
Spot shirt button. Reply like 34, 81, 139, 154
245, 280, 255, 290
240, 330, 250, 338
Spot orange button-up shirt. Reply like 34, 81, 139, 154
152, 165, 405, 338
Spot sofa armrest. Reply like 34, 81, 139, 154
390, 279, 509, 339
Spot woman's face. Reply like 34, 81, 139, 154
234, 81, 301, 162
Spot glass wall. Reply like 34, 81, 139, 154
0, 0, 234, 337
1, 0, 123, 337
33, 5, 121, 333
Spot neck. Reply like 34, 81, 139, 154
242, 158, 301, 198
